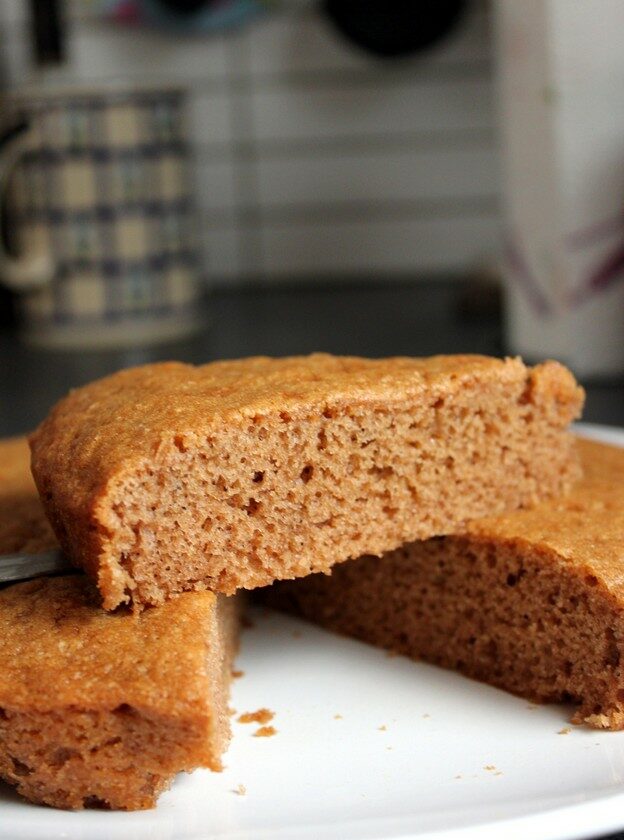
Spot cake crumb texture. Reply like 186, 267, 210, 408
266, 439, 624, 730
30, 353, 583, 609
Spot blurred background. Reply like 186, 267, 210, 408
1, 0, 623, 435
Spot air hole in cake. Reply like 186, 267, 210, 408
0, 707, 7, 720
244, 498, 261, 517
586, 575, 599, 586
317, 429, 328, 450
10, 757, 33, 777
604, 628, 620, 667
506, 574, 518, 586
248, 554, 265, 570
173, 435, 187, 453
368, 465, 393, 478
300, 465, 314, 484
113, 703, 135, 717
83, 795, 111, 810
252, 471, 264, 484
50, 747, 79, 768
518, 380, 534, 405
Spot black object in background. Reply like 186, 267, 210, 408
0, 286, 16, 328
29, 0, 65, 65
323, 0, 467, 58
157, 0, 211, 12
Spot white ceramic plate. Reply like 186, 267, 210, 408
3, 423, 624, 840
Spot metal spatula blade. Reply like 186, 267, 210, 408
0, 549, 74, 584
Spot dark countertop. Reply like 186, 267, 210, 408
1, 281, 624, 840
1, 281, 623, 436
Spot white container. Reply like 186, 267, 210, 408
494, 0, 624, 377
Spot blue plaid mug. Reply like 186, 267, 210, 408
0, 86, 201, 348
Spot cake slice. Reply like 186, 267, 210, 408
30, 353, 583, 610
265, 437, 624, 729
0, 437, 238, 810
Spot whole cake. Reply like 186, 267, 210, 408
30, 353, 583, 610
0, 438, 238, 810
265, 438, 624, 729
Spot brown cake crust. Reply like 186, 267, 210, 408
265, 438, 624, 729
0, 438, 238, 810
30, 353, 583, 609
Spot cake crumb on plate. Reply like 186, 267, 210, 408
254, 726, 277, 738
238, 709, 274, 725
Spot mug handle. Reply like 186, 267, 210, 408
0, 121, 55, 291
